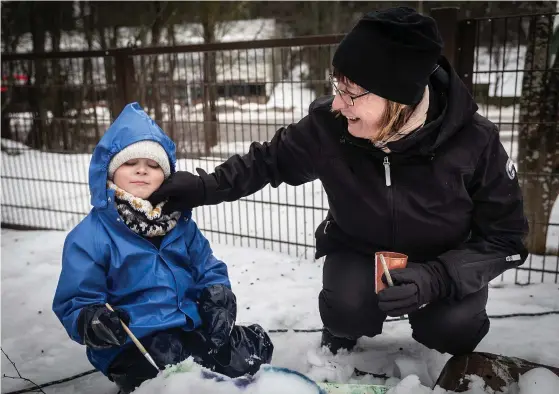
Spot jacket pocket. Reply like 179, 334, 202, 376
315, 216, 378, 259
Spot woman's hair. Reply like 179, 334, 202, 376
332, 68, 415, 142
376, 100, 414, 142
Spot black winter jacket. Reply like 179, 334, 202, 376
197, 57, 529, 299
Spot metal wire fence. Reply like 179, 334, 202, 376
465, 12, 559, 284
1, 36, 341, 261
1, 11, 558, 283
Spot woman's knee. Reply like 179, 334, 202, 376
319, 288, 385, 338
410, 288, 490, 355
320, 251, 386, 338
412, 312, 490, 355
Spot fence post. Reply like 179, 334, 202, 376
455, 19, 476, 94
114, 54, 136, 116
430, 7, 460, 66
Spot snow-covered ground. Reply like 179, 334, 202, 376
1, 229, 559, 394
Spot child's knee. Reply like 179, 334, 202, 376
214, 324, 274, 377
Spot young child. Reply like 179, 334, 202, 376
52, 103, 273, 393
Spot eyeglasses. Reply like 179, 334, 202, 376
329, 74, 370, 106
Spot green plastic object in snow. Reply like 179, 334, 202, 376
258, 366, 389, 394
318, 382, 389, 394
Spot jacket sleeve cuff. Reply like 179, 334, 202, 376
198, 171, 217, 205
428, 260, 454, 299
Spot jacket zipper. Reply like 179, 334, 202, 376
383, 157, 391, 187
384, 156, 396, 249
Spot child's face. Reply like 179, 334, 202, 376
113, 158, 165, 199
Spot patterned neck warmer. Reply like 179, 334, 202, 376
107, 181, 181, 238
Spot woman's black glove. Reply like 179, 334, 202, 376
377, 261, 451, 317
149, 169, 208, 213
198, 284, 237, 349
77, 304, 130, 349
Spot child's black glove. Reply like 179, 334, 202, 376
377, 261, 451, 317
77, 304, 131, 349
198, 284, 237, 349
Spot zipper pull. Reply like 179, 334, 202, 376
383, 156, 391, 187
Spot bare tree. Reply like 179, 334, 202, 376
93, 4, 119, 120
256, 2, 372, 97
200, 9, 219, 154
25, 2, 48, 149
149, 1, 165, 123
1, 2, 27, 141
517, 1, 558, 254
14, 2, 74, 149
167, 23, 177, 142
186, 2, 251, 155
48, 6, 68, 151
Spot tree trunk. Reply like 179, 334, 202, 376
168, 23, 177, 142
1, 54, 15, 141
26, 2, 48, 150
202, 17, 219, 155
77, 1, 93, 152
50, 22, 67, 151
517, 5, 559, 255
307, 2, 338, 98
151, 1, 163, 124
98, 20, 118, 120
1, 107, 12, 140
138, 28, 148, 108
1, 18, 18, 140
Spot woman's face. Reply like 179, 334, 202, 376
331, 78, 387, 140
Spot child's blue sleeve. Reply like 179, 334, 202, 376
52, 225, 108, 344
187, 220, 231, 297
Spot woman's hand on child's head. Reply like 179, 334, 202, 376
198, 284, 237, 349
149, 169, 207, 213
78, 305, 131, 349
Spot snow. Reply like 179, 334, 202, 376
1, 138, 31, 152
386, 376, 433, 394
2, 229, 559, 394
516, 367, 559, 394
4, 19, 283, 53
3, 20, 286, 89
132, 359, 323, 394
474, 46, 526, 98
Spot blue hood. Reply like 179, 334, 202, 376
89, 102, 176, 208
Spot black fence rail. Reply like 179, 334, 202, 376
1, 9, 558, 284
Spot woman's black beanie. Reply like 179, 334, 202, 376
332, 7, 444, 105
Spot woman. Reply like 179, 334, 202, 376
151, 7, 528, 356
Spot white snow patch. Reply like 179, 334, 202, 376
1, 229, 559, 394
515, 367, 559, 394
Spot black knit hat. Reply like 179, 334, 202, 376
332, 7, 443, 105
